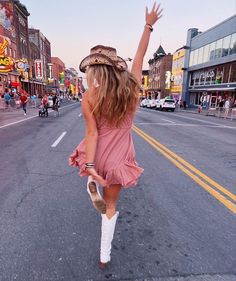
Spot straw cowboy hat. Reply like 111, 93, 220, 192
79, 45, 128, 72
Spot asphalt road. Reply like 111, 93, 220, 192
0, 104, 235, 281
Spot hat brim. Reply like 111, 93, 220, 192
79, 53, 128, 73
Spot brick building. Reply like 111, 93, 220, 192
0, 0, 30, 93
148, 45, 173, 99
50, 57, 65, 91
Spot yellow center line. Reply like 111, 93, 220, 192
132, 125, 236, 215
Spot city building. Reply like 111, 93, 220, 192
140, 70, 149, 98
0, 0, 30, 94
50, 57, 65, 92
148, 45, 172, 99
170, 46, 187, 101
65, 67, 79, 96
183, 15, 236, 108
28, 28, 51, 95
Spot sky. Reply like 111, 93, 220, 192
21, 0, 235, 75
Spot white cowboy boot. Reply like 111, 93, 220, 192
100, 211, 119, 268
87, 176, 106, 214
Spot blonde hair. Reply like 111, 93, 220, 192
86, 65, 140, 126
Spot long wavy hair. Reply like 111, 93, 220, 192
86, 65, 140, 126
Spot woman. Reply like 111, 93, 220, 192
69, 2, 162, 268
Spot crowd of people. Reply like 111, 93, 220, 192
0, 88, 61, 117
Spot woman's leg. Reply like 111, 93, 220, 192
99, 184, 122, 267
103, 184, 121, 219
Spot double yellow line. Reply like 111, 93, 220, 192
132, 125, 236, 215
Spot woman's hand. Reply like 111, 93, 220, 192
146, 2, 163, 26
86, 167, 108, 187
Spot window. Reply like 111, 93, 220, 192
222, 35, 231, 57
189, 51, 194, 66
202, 44, 210, 63
209, 41, 216, 60
198, 47, 204, 64
215, 39, 223, 58
193, 49, 199, 66
229, 33, 236, 55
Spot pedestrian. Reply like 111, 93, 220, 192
69, 2, 162, 269
20, 92, 28, 115
31, 94, 37, 108
52, 94, 59, 117
41, 93, 49, 115
198, 102, 202, 113
224, 97, 231, 119
4, 88, 11, 111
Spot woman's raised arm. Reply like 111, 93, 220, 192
131, 2, 163, 82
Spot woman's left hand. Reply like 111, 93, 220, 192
86, 167, 108, 187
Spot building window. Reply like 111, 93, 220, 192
202, 44, 210, 63
192, 49, 199, 66
229, 62, 236, 82
198, 47, 204, 64
222, 35, 231, 57
215, 38, 223, 58
229, 33, 236, 55
209, 41, 216, 60
189, 51, 194, 67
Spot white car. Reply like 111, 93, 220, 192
156, 98, 176, 111
149, 99, 158, 109
140, 98, 149, 107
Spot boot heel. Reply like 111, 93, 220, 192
99, 261, 108, 269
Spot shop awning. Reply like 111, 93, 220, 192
207, 87, 236, 92
11, 82, 21, 87
189, 87, 236, 92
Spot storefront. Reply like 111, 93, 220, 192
189, 61, 236, 107
171, 47, 186, 101
183, 15, 236, 107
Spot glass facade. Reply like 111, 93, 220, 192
189, 62, 236, 86
189, 32, 236, 67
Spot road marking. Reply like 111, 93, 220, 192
134, 123, 236, 129
0, 116, 38, 129
78, 113, 82, 117
51, 131, 67, 147
162, 119, 175, 124
137, 109, 236, 129
0, 103, 78, 129
132, 125, 236, 214
170, 113, 232, 127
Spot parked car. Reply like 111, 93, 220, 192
146, 99, 152, 109
156, 98, 176, 111
140, 98, 148, 107
149, 99, 158, 109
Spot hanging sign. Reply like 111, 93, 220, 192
0, 35, 14, 73
34, 59, 43, 79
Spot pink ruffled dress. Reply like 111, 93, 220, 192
69, 114, 143, 188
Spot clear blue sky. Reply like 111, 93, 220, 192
21, 0, 235, 74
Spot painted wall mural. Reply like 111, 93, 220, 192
0, 2, 16, 38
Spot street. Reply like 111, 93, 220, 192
0, 104, 236, 281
